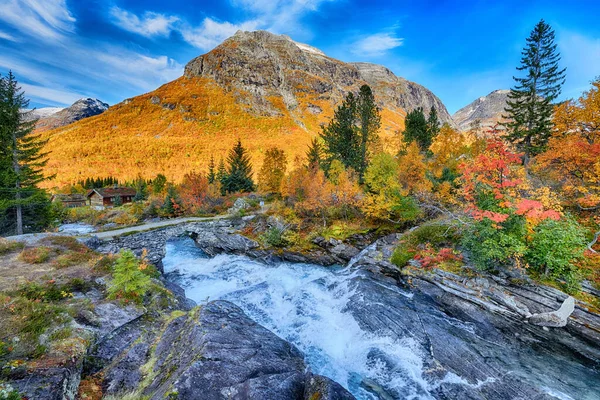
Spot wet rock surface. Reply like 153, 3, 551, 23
89, 301, 355, 399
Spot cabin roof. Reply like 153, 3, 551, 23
86, 187, 137, 199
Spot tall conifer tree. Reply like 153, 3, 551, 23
0, 72, 52, 235
223, 140, 254, 193
320, 85, 380, 181
504, 19, 566, 162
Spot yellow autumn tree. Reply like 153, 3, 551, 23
362, 152, 421, 223
397, 142, 432, 195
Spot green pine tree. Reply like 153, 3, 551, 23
320, 85, 380, 180
0, 72, 52, 235
133, 176, 148, 202
152, 174, 167, 194
112, 193, 123, 207
216, 157, 228, 195
305, 137, 323, 170
223, 140, 254, 193
356, 85, 381, 182
426, 106, 440, 141
401, 107, 432, 152
504, 19, 566, 162
207, 155, 216, 184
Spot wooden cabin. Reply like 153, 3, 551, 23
50, 194, 87, 208
86, 187, 136, 208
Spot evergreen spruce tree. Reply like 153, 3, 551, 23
162, 185, 178, 215
152, 174, 167, 194
305, 137, 322, 170
207, 155, 216, 184
401, 107, 432, 152
356, 85, 381, 182
0, 72, 52, 235
504, 19, 566, 162
216, 157, 227, 195
321, 91, 357, 173
320, 85, 380, 180
426, 106, 440, 140
133, 175, 147, 202
223, 140, 254, 193
112, 194, 123, 207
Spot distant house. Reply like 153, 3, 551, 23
86, 187, 136, 208
51, 193, 87, 208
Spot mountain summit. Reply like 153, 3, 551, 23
34, 98, 109, 131
184, 30, 454, 125
452, 89, 510, 132
39, 30, 454, 187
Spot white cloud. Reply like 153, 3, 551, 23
352, 33, 404, 57
0, 0, 75, 41
110, 7, 179, 37
180, 18, 261, 50
108, 0, 337, 50
20, 83, 85, 105
0, 30, 17, 41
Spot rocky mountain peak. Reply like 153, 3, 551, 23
453, 89, 510, 132
35, 97, 109, 130
184, 30, 454, 125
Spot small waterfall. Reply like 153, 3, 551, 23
347, 241, 378, 269
163, 237, 431, 399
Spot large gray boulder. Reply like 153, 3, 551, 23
90, 301, 355, 399
529, 296, 575, 327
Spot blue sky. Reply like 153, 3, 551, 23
0, 0, 598, 114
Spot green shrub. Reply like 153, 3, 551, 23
108, 250, 153, 303
261, 226, 288, 248
0, 239, 24, 255
391, 246, 416, 268
18, 281, 72, 302
391, 222, 460, 268
0, 383, 22, 400
462, 215, 527, 271
525, 218, 587, 290
19, 247, 52, 264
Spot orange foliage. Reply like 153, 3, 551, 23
38, 76, 408, 189
397, 142, 432, 195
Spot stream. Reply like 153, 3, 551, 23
163, 237, 600, 400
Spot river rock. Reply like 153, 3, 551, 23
529, 296, 575, 327
194, 231, 259, 256
91, 301, 355, 399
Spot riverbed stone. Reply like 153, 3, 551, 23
529, 296, 575, 327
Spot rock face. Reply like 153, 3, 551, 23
184, 30, 454, 125
452, 89, 510, 132
35, 98, 109, 130
351, 62, 455, 126
90, 301, 355, 400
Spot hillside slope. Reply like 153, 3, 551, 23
40, 30, 453, 188
453, 89, 509, 132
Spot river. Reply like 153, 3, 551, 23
163, 237, 600, 400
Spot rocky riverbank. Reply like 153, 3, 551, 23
8, 216, 597, 399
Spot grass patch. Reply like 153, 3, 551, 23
391, 222, 461, 269
19, 246, 52, 264
0, 239, 24, 255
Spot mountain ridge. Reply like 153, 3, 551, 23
453, 89, 510, 132
39, 30, 455, 187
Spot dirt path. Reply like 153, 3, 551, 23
91, 215, 229, 240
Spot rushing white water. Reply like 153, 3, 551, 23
163, 237, 599, 400
58, 223, 96, 235
163, 237, 432, 399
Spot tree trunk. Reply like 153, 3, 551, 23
12, 136, 22, 235
15, 187, 22, 235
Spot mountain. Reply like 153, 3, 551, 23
452, 89, 510, 132
35, 98, 109, 131
39, 30, 454, 188
22, 107, 64, 122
